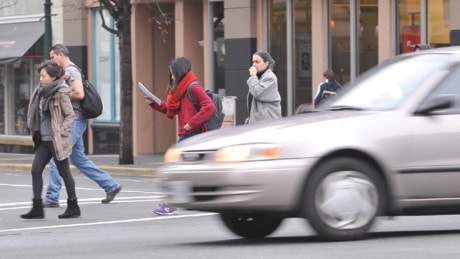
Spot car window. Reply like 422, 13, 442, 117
422, 65, 460, 114
326, 54, 450, 110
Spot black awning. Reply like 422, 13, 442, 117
0, 21, 44, 63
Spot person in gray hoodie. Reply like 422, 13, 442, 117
246, 50, 282, 124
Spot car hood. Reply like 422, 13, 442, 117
171, 110, 391, 152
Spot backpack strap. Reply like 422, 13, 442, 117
67, 63, 85, 78
186, 81, 200, 110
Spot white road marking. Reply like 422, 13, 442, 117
0, 196, 164, 206
0, 196, 167, 211
0, 179, 199, 235
0, 213, 217, 234
0, 183, 162, 194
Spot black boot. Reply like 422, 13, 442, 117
58, 198, 81, 219
21, 198, 44, 219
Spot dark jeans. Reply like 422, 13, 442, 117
31, 141, 76, 200
178, 131, 200, 142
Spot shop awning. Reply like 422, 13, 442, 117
0, 21, 44, 63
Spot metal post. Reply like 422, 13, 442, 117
44, 0, 52, 59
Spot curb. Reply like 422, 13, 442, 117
0, 163, 158, 177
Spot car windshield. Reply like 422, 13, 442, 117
325, 54, 450, 110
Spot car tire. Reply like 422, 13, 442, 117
220, 212, 283, 239
303, 157, 384, 241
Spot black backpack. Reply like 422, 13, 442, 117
186, 82, 224, 131
69, 64, 103, 119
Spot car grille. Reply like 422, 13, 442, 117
192, 187, 219, 201
186, 186, 261, 202
180, 150, 214, 162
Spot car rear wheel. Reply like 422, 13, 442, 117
220, 212, 283, 239
304, 157, 384, 241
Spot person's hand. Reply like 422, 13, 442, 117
249, 66, 257, 76
63, 72, 70, 80
143, 96, 153, 105
184, 123, 191, 131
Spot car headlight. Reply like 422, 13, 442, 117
215, 144, 280, 162
164, 148, 182, 163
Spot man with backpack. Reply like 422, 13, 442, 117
46, 44, 122, 208
314, 69, 343, 108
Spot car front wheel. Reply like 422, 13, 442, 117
220, 212, 283, 239
304, 157, 384, 241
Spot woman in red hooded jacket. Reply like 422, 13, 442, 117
145, 57, 215, 141
144, 57, 215, 215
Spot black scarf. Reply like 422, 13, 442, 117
27, 79, 65, 132
40, 80, 64, 111
256, 67, 268, 79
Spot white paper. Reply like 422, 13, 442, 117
138, 82, 161, 105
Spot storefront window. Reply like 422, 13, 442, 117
428, 0, 450, 48
0, 1, 43, 137
398, 0, 451, 53
328, 0, 378, 83
212, 1, 225, 95
294, 0, 312, 108
92, 9, 120, 121
330, 0, 351, 83
0, 48, 42, 136
269, 0, 312, 114
398, 0, 421, 53
269, 0, 288, 115
358, 0, 378, 74
0, 0, 42, 16
0, 58, 41, 135
11, 60, 35, 135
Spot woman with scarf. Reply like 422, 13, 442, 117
21, 61, 80, 219
144, 56, 214, 215
246, 50, 282, 124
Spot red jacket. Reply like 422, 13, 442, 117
150, 84, 215, 135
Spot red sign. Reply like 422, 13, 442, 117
402, 26, 420, 53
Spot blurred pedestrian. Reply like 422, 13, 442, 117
21, 61, 80, 219
144, 56, 214, 215
314, 68, 342, 107
246, 50, 282, 124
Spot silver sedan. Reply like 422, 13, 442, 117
157, 46, 460, 241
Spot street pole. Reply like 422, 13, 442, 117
44, 0, 52, 59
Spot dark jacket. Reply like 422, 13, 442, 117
314, 79, 342, 107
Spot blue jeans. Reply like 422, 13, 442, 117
178, 132, 200, 142
45, 118, 120, 202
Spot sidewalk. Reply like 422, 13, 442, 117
0, 152, 164, 177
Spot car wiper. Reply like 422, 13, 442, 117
326, 105, 364, 111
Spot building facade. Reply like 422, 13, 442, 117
1, 0, 459, 155
0, 0, 88, 152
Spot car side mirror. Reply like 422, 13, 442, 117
414, 95, 453, 115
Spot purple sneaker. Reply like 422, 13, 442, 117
154, 203, 178, 215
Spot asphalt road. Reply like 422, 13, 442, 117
2, 168, 460, 258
